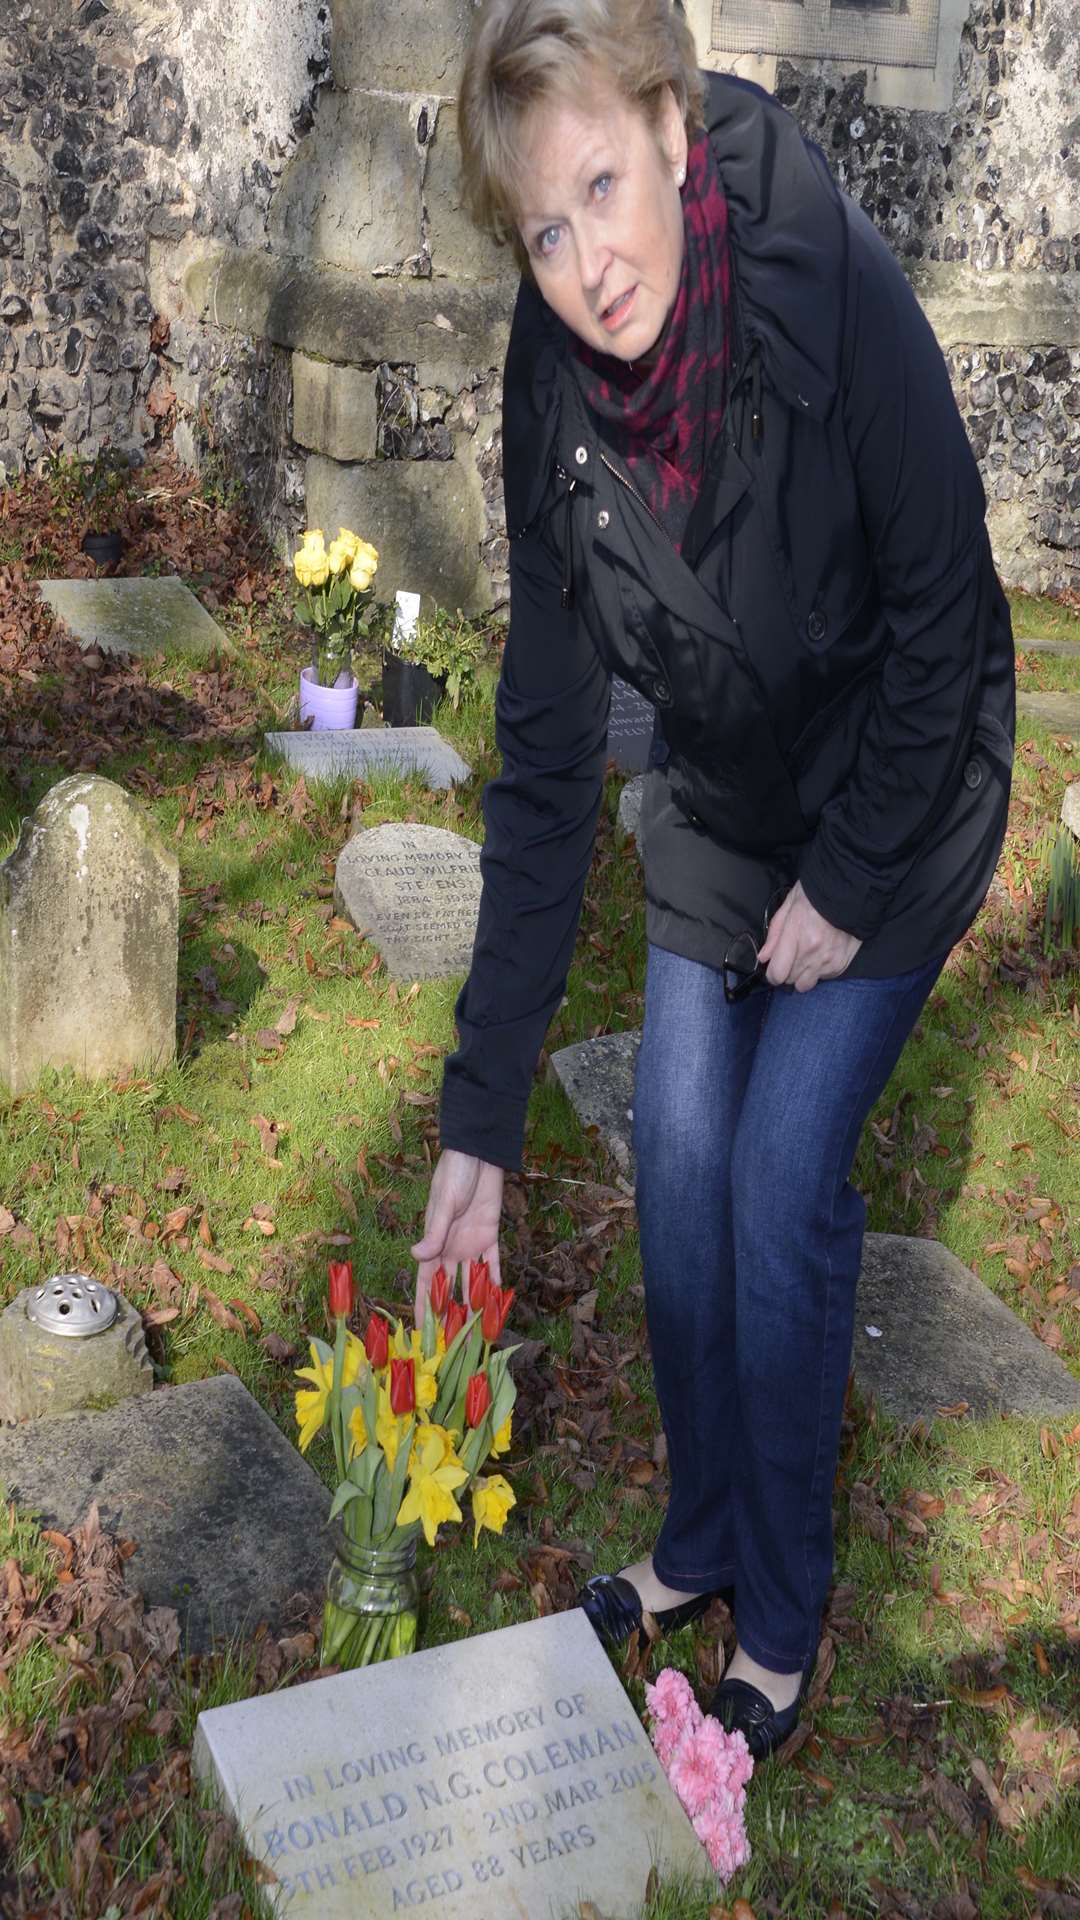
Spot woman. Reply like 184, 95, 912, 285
412, 0, 1014, 1760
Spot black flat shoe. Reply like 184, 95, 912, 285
577, 1573, 732, 1652
709, 1661, 813, 1762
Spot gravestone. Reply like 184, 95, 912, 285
1062, 780, 1080, 843
38, 576, 232, 658
549, 1030, 1080, 1423
1014, 637, 1080, 657
265, 726, 472, 791
616, 773, 646, 850
193, 1608, 707, 1918
334, 823, 482, 980
0, 774, 178, 1094
0, 1282, 152, 1424
1018, 690, 1080, 747
0, 1375, 330, 1650
607, 677, 655, 773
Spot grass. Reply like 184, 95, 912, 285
0, 470, 1077, 1917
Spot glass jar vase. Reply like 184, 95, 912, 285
320, 1530, 419, 1670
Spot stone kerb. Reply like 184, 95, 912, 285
0, 775, 179, 1095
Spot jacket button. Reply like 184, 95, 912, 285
654, 679, 671, 706
575, 445, 588, 465
963, 758, 982, 789
807, 609, 827, 642
597, 510, 609, 529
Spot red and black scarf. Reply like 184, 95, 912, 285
572, 130, 732, 552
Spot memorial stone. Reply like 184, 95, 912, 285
1017, 690, 1080, 748
616, 773, 646, 849
0, 1283, 152, 1424
334, 823, 482, 980
548, 1031, 641, 1175
607, 678, 655, 774
38, 576, 232, 659
0, 1376, 330, 1650
1062, 779, 1080, 844
0, 774, 178, 1094
265, 726, 471, 791
193, 1609, 707, 1919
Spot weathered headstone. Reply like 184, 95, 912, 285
0, 774, 178, 1094
0, 1375, 330, 1650
616, 773, 646, 849
265, 726, 472, 791
334, 823, 482, 980
0, 1282, 152, 1424
193, 1609, 707, 1919
549, 1031, 1080, 1424
38, 576, 232, 658
607, 677, 655, 773
1018, 690, 1080, 747
548, 1031, 641, 1174
1062, 779, 1080, 843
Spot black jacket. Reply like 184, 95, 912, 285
440, 73, 1015, 1171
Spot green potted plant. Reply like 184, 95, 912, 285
382, 599, 487, 727
292, 527, 379, 730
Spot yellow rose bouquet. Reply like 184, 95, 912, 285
296, 1260, 517, 1670
292, 526, 379, 687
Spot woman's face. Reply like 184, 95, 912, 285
516, 82, 688, 362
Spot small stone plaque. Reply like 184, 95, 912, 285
38, 577, 232, 658
265, 727, 472, 791
607, 678, 655, 774
193, 1609, 707, 1918
1017, 690, 1080, 748
335, 823, 482, 980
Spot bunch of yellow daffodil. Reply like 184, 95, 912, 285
291, 525, 379, 685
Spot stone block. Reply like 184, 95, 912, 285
608, 676, 655, 773
548, 1031, 641, 1175
333, 0, 473, 92
184, 248, 514, 391
265, 726, 472, 790
37, 576, 232, 659
305, 453, 492, 614
194, 1609, 707, 1917
1017, 690, 1080, 747
0, 1375, 331, 1651
0, 1284, 152, 1424
1063, 778, 1080, 842
0, 775, 178, 1095
270, 93, 420, 277
334, 822, 482, 979
616, 773, 646, 850
425, 105, 510, 284
292, 352, 377, 461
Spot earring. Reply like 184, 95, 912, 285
676, 166, 685, 185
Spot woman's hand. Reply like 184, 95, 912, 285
757, 880, 862, 993
411, 1150, 505, 1320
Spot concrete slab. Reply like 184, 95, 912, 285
0, 1375, 331, 1651
38, 576, 232, 658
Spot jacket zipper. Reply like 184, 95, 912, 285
555, 463, 577, 609
599, 452, 670, 541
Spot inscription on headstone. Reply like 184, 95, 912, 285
193, 1609, 706, 1918
607, 678, 654, 774
334, 823, 482, 980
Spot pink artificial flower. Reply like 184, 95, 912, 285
693, 1799, 752, 1879
669, 1722, 727, 1818
644, 1668, 753, 1888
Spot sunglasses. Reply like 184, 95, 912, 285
722, 886, 790, 1004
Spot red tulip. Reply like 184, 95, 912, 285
443, 1300, 467, 1345
328, 1260, 353, 1319
364, 1312, 390, 1369
481, 1284, 514, 1344
465, 1371, 491, 1428
389, 1357, 415, 1415
429, 1265, 452, 1316
468, 1258, 491, 1313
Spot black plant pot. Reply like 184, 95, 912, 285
81, 529, 123, 567
381, 653, 447, 728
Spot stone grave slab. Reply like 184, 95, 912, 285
0, 774, 178, 1094
548, 1030, 641, 1174
1014, 636, 1080, 657
549, 1032, 1080, 1424
38, 576, 232, 658
265, 726, 471, 791
335, 823, 482, 980
608, 677, 655, 773
616, 773, 646, 850
853, 1234, 1080, 1424
0, 1375, 330, 1651
193, 1608, 707, 1919
1018, 690, 1080, 746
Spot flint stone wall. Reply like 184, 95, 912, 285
3, 0, 1079, 601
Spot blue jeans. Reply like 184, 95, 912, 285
633, 944, 945, 1674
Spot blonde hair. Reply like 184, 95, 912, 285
458, 0, 704, 269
